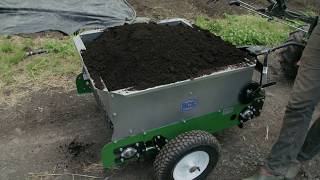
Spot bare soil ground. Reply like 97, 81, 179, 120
1, 0, 320, 179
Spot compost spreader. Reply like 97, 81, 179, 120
73, 19, 272, 180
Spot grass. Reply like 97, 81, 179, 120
0, 41, 14, 53
0, 35, 81, 105
0, 36, 80, 84
196, 14, 293, 46
43, 39, 76, 56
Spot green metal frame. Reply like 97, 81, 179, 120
76, 73, 93, 94
101, 104, 247, 168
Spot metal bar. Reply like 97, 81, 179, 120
237, 0, 308, 33
238, 0, 260, 10
274, 19, 308, 33
239, 4, 272, 19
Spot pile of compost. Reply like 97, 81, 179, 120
82, 23, 251, 91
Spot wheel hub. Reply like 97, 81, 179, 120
173, 151, 209, 180
189, 166, 201, 173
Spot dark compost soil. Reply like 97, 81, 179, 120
82, 23, 251, 91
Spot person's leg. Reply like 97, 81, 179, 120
297, 116, 320, 162
264, 24, 320, 176
284, 116, 320, 179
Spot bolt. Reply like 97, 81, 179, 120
189, 166, 201, 173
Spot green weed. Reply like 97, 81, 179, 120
0, 41, 14, 53
42, 39, 76, 57
4, 50, 25, 64
196, 14, 293, 46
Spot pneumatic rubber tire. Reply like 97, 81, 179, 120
154, 130, 220, 180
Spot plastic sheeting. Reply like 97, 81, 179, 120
0, 0, 136, 35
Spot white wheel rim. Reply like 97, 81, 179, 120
173, 151, 210, 180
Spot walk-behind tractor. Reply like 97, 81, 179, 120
230, 0, 319, 79
73, 19, 276, 180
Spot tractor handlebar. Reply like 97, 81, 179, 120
229, 0, 318, 35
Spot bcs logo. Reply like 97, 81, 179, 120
180, 99, 198, 112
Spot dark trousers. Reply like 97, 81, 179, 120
265, 24, 320, 175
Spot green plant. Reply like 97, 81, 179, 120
42, 38, 76, 57
0, 39, 26, 85
196, 14, 293, 46
0, 41, 14, 53
4, 51, 25, 64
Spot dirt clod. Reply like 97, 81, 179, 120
67, 139, 94, 157
82, 23, 251, 91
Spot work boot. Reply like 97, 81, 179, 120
242, 167, 284, 180
284, 164, 301, 180
242, 173, 284, 180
